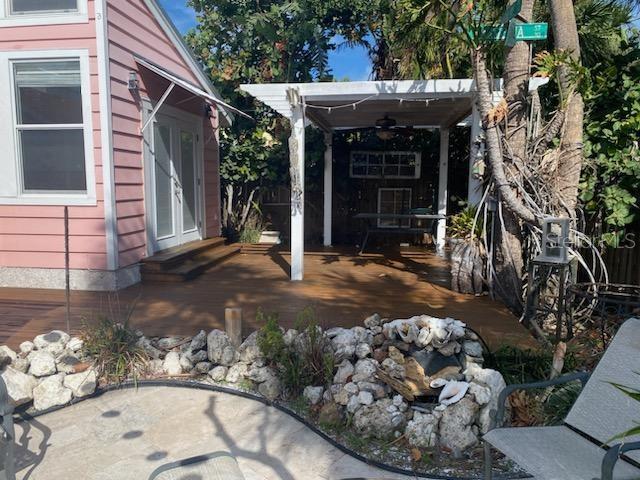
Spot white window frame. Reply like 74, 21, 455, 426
0, 0, 87, 27
350, 150, 421, 179
0, 49, 96, 205
377, 188, 412, 229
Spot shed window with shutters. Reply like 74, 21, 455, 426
0, 50, 95, 205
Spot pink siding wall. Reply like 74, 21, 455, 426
106, 0, 221, 268
0, 1, 108, 270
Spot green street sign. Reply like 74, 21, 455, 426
473, 24, 508, 41
506, 21, 549, 46
500, 0, 522, 23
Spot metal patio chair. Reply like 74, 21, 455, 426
148, 451, 245, 480
483, 317, 640, 480
0, 376, 15, 480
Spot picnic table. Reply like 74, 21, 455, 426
353, 212, 445, 254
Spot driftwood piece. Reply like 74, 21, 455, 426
375, 368, 415, 402
404, 358, 438, 397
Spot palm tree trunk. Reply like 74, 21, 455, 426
492, 0, 536, 313
549, 0, 584, 214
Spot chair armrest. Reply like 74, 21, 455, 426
489, 371, 591, 432
602, 441, 640, 480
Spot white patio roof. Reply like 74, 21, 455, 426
241, 78, 548, 130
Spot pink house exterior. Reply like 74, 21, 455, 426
0, 0, 232, 290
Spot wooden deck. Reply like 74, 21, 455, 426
0, 248, 532, 349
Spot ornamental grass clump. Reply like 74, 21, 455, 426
80, 305, 147, 384
257, 307, 334, 398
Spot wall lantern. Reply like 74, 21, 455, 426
128, 71, 140, 93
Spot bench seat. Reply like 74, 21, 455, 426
484, 425, 640, 480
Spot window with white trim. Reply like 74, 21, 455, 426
350, 151, 421, 179
0, 50, 95, 205
0, 0, 87, 26
378, 188, 412, 228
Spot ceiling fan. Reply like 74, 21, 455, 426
375, 115, 415, 140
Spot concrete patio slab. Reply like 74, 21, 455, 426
13, 386, 424, 480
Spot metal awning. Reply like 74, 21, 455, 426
135, 55, 252, 132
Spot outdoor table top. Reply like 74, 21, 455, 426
353, 213, 446, 220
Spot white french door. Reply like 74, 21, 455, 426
151, 113, 202, 252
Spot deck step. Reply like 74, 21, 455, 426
239, 243, 278, 255
142, 238, 226, 272
142, 245, 240, 283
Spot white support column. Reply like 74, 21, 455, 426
468, 104, 484, 207
323, 132, 333, 247
436, 128, 449, 253
287, 89, 306, 281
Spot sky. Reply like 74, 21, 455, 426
158, 0, 372, 81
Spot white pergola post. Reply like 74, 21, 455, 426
287, 88, 306, 281
468, 104, 484, 206
323, 132, 333, 247
436, 128, 449, 253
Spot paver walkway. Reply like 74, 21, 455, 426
13, 386, 420, 480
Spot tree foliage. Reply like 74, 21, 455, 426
581, 33, 640, 245
185, 0, 378, 237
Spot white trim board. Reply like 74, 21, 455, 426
96, 0, 118, 270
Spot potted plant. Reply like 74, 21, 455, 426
446, 207, 485, 294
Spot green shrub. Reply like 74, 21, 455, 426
485, 344, 578, 385
80, 310, 147, 384
257, 307, 334, 397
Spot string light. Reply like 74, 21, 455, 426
303, 95, 437, 113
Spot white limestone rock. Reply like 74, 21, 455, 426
357, 381, 386, 400
462, 340, 483, 358
470, 368, 506, 433
162, 352, 182, 376
357, 391, 374, 406
33, 330, 70, 355
179, 354, 194, 372
187, 350, 208, 364
67, 337, 84, 353
207, 330, 238, 366
303, 386, 324, 405
347, 394, 361, 414
1, 367, 37, 406
353, 399, 406, 438
33, 374, 72, 411
405, 411, 441, 448
438, 397, 480, 451
363, 313, 381, 329
245, 366, 275, 384
28, 350, 57, 377
55, 351, 81, 374
355, 343, 372, 359
63, 369, 97, 398
325, 327, 357, 360
0, 346, 17, 368
333, 359, 354, 384
258, 372, 281, 401
239, 331, 262, 363
352, 358, 378, 383
12, 357, 30, 374
283, 329, 299, 347
225, 362, 248, 383
136, 337, 162, 359
194, 362, 212, 374
157, 337, 185, 350
189, 330, 207, 352
19, 341, 35, 356
208, 365, 228, 382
